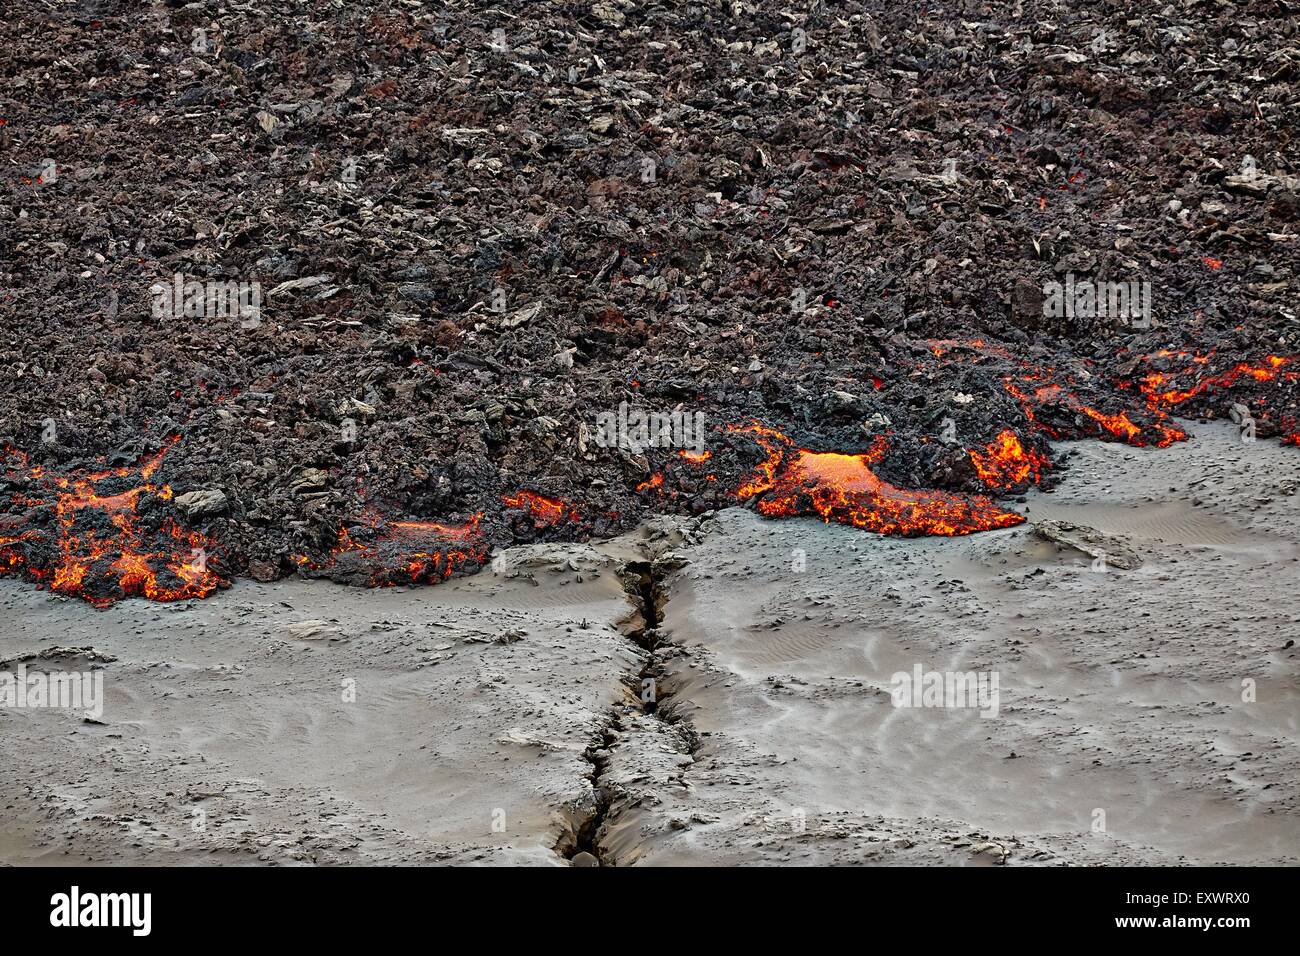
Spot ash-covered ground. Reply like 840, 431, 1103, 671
1, 1, 1298, 601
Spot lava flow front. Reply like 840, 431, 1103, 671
501, 490, 581, 528
925, 339, 1189, 447
1137, 353, 1295, 413
294, 510, 487, 586
727, 423, 1024, 536
1001, 371, 1188, 448
969, 430, 1048, 490
0, 442, 224, 607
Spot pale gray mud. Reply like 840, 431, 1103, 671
2, 422, 1297, 865
0, 545, 641, 865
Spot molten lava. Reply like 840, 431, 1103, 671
1138, 355, 1293, 410
0, 442, 225, 607
294, 510, 486, 586
923, 339, 1188, 448
728, 424, 1024, 536
501, 490, 580, 528
636, 473, 665, 493
969, 430, 1047, 489
1002, 374, 1187, 448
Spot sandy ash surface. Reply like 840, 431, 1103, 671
1, 421, 1297, 866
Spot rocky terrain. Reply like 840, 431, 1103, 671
2, 1, 1298, 603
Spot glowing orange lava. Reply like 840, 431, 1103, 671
0, 442, 224, 607
501, 490, 580, 528
1003, 374, 1187, 447
294, 510, 486, 586
1138, 355, 1292, 410
922, 339, 1190, 447
678, 450, 713, 463
727, 424, 1024, 536
969, 430, 1047, 489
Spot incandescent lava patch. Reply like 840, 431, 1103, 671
969, 430, 1049, 490
727, 423, 1025, 536
501, 490, 582, 529
293, 509, 487, 587
0, 441, 226, 608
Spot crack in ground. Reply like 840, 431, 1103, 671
556, 557, 698, 866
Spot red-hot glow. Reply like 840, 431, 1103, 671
1002, 374, 1187, 447
678, 450, 712, 463
923, 339, 1190, 447
295, 510, 486, 586
727, 423, 1024, 536
969, 430, 1047, 489
1139, 355, 1291, 409
0, 442, 224, 607
501, 490, 580, 527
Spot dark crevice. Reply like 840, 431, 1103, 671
623, 560, 663, 648
559, 723, 615, 865
624, 559, 666, 717
557, 557, 694, 866
623, 560, 700, 754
